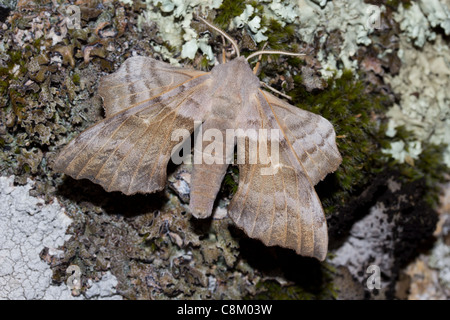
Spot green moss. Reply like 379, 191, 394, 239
253, 280, 315, 300
407, 145, 447, 205
0, 79, 8, 96
214, 0, 247, 29
248, 1, 264, 13
261, 18, 296, 51
72, 73, 81, 86
199, 56, 210, 70
222, 165, 239, 195
385, 0, 412, 10
0, 66, 10, 76
9, 50, 23, 66
32, 38, 42, 52
22, 163, 31, 173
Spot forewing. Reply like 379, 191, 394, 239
98, 56, 206, 117
54, 57, 211, 195
228, 89, 341, 260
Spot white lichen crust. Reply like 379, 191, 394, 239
0, 176, 122, 300
0, 176, 72, 299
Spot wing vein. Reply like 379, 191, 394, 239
279, 164, 289, 247
268, 172, 276, 246
259, 89, 314, 186
264, 92, 340, 169
94, 121, 140, 180
75, 116, 133, 179
294, 169, 304, 254
235, 163, 257, 225
250, 171, 264, 238
63, 117, 120, 175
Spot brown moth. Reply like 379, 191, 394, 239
54, 19, 342, 261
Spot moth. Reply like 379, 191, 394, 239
54, 18, 342, 261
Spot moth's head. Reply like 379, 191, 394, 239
213, 56, 253, 72
210, 56, 261, 91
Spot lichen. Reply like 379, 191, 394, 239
382, 34, 450, 168
394, 0, 450, 47
129, 0, 223, 63
0, 176, 74, 299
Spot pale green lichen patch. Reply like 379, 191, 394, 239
383, 34, 450, 167
382, 140, 422, 165
394, 0, 450, 47
123, 0, 223, 63
230, 3, 268, 43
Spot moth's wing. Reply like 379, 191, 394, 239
54, 57, 211, 195
98, 56, 207, 117
260, 90, 342, 185
228, 89, 342, 261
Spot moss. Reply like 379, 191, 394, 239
0, 79, 8, 96
409, 143, 449, 207
253, 280, 315, 299
0, 66, 10, 76
8, 50, 23, 66
0, 48, 32, 99
72, 73, 81, 86
385, 0, 412, 10
199, 56, 210, 70
22, 163, 31, 173
248, 0, 264, 13
32, 38, 42, 52
222, 165, 239, 195
214, 0, 247, 29
261, 18, 296, 51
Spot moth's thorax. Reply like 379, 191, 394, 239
207, 57, 261, 119
209, 56, 260, 92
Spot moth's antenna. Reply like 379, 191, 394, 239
246, 50, 305, 61
196, 15, 240, 57
260, 82, 292, 100
220, 35, 227, 64
253, 42, 268, 74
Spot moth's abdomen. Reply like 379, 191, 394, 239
189, 118, 234, 219
189, 162, 229, 219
